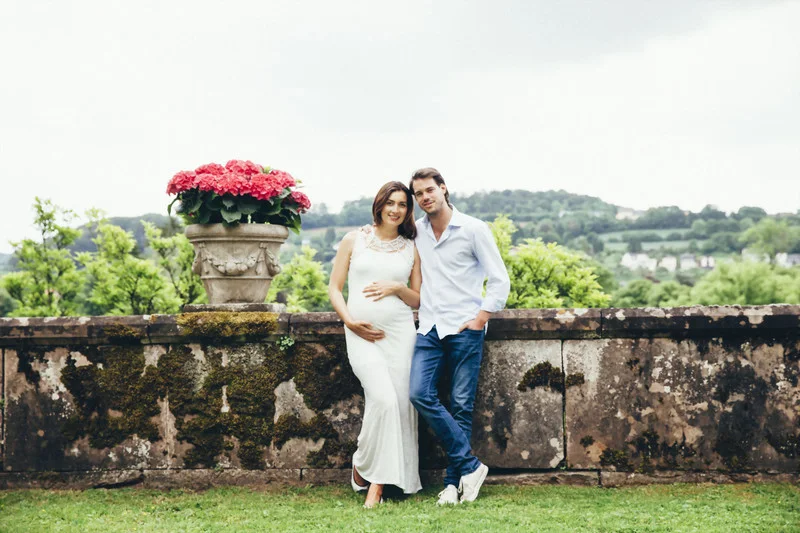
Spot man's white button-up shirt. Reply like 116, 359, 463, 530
415, 206, 511, 339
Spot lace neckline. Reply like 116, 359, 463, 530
361, 225, 408, 253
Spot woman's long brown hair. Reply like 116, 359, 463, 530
372, 181, 417, 239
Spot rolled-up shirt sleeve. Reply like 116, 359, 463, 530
473, 221, 511, 313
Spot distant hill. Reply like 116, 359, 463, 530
70, 214, 181, 254
303, 189, 620, 229
0, 252, 14, 275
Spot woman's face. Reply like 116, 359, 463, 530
380, 190, 408, 228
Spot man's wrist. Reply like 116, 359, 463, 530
476, 310, 492, 326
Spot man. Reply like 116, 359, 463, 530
408, 167, 510, 505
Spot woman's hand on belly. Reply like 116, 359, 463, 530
362, 280, 403, 301
346, 320, 386, 343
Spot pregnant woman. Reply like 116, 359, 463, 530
328, 181, 423, 508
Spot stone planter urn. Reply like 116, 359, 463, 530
186, 223, 290, 304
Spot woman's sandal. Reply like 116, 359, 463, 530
351, 465, 369, 493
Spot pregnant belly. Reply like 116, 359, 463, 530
348, 295, 412, 327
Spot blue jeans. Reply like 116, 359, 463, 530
410, 326, 484, 488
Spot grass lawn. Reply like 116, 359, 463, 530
1, 484, 798, 532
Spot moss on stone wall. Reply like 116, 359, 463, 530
61, 345, 160, 449
599, 448, 631, 470
518, 362, 565, 393
273, 414, 337, 449
176, 312, 280, 337
565, 373, 585, 388
307, 439, 358, 468
292, 340, 362, 411
102, 324, 144, 343
712, 360, 769, 470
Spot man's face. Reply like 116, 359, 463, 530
412, 177, 447, 215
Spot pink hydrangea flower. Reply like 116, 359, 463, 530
196, 173, 219, 192
243, 172, 284, 200
267, 169, 296, 188
212, 171, 248, 196
194, 163, 226, 176
166, 170, 197, 194
225, 159, 263, 176
290, 191, 311, 212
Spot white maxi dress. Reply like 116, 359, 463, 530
345, 226, 422, 494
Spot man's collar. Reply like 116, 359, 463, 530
423, 204, 465, 228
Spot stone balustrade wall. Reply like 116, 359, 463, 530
0, 306, 798, 489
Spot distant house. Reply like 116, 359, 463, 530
742, 248, 770, 263
620, 252, 657, 272
659, 256, 678, 272
679, 254, 698, 270
776, 253, 800, 267
699, 256, 716, 269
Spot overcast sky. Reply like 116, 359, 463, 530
1, 1, 798, 253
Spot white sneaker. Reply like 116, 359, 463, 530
459, 463, 489, 503
436, 484, 459, 505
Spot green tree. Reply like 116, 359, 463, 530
490, 215, 610, 308
143, 222, 206, 307
267, 246, 331, 312
2, 198, 83, 317
648, 281, 691, 307
740, 218, 800, 263
612, 279, 654, 308
0, 282, 17, 316
689, 261, 800, 305
627, 237, 643, 254
78, 221, 179, 315
734, 206, 767, 222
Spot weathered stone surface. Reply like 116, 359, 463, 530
601, 305, 800, 338
485, 472, 599, 486
2, 307, 799, 489
601, 471, 800, 487
472, 340, 564, 469
300, 468, 349, 484
0, 470, 145, 489
289, 312, 346, 339
565, 337, 800, 473
0, 316, 150, 347
488, 309, 602, 340
142, 468, 302, 489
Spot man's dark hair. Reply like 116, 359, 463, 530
409, 167, 450, 205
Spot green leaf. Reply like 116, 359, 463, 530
194, 208, 212, 224
221, 208, 243, 223
180, 193, 202, 214
167, 197, 180, 216
289, 215, 302, 234
278, 188, 292, 199
239, 196, 261, 215
207, 195, 224, 211
261, 201, 282, 216
222, 196, 237, 209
